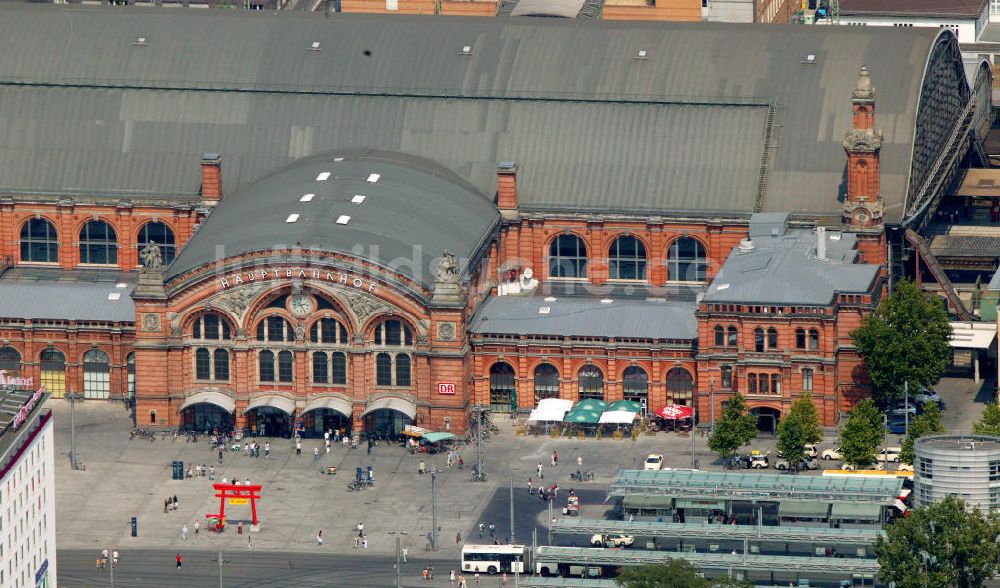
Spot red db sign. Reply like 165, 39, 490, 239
438, 382, 457, 395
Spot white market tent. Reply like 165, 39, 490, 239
598, 410, 638, 425
528, 398, 574, 422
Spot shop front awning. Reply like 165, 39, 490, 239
362, 397, 417, 420
949, 321, 997, 350
528, 398, 574, 422
243, 395, 296, 416
830, 503, 882, 521
778, 501, 831, 518
422, 432, 455, 443
178, 391, 236, 414
301, 396, 354, 419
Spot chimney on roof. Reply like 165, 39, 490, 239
816, 226, 827, 260
496, 161, 519, 216
201, 153, 223, 203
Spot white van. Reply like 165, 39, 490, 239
878, 447, 902, 463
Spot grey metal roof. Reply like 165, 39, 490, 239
167, 150, 499, 285
0, 5, 949, 222
469, 295, 698, 340
0, 279, 135, 322
929, 234, 1000, 258
703, 228, 879, 306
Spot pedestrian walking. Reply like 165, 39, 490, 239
247, 534, 253, 550
317, 530, 324, 545
296, 440, 302, 456
245, 477, 250, 486
209, 465, 215, 479
362, 537, 368, 549
455, 530, 462, 544
419, 460, 426, 475
475, 572, 480, 585
428, 565, 434, 579
182, 524, 189, 540
527, 478, 533, 494
489, 523, 495, 538
353, 536, 360, 549
201, 463, 207, 477
325, 439, 331, 453
164, 498, 169, 514
357, 522, 364, 537
478, 522, 485, 538
264, 442, 270, 458
194, 520, 200, 535
175, 553, 182, 570
577, 455, 583, 467
313, 446, 320, 462
173, 496, 179, 511
218, 449, 224, 464
552, 451, 558, 466
537, 462, 543, 479
450, 569, 457, 585
401, 546, 408, 562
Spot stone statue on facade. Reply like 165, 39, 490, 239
435, 250, 459, 284
140, 242, 164, 272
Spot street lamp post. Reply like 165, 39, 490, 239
217, 552, 224, 588
509, 474, 515, 545
67, 392, 83, 470
389, 528, 408, 588
709, 378, 716, 434
430, 468, 440, 550
105, 548, 118, 587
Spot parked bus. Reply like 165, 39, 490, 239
460, 544, 529, 574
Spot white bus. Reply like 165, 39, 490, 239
461, 544, 529, 574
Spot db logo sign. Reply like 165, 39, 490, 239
438, 382, 457, 395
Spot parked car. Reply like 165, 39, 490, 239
643, 454, 664, 471
775, 457, 819, 471
914, 388, 942, 406
897, 462, 914, 472
891, 403, 918, 417
840, 461, 885, 471
821, 447, 843, 461
591, 533, 634, 548
878, 446, 902, 463
887, 417, 908, 434
732, 450, 769, 469
776, 444, 818, 460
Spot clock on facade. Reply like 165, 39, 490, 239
288, 294, 315, 318
854, 209, 871, 224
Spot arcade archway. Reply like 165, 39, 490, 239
301, 396, 354, 438
362, 397, 416, 438
179, 391, 236, 432
750, 406, 781, 435
244, 395, 295, 438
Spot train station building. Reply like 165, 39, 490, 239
0, 5, 982, 434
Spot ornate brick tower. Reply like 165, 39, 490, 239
842, 66, 885, 229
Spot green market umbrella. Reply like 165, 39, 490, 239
563, 409, 602, 424
421, 432, 455, 443
574, 399, 607, 413
607, 400, 641, 413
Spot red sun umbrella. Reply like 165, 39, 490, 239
655, 404, 694, 420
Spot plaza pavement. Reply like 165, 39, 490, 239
53, 377, 985, 562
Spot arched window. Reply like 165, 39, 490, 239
754, 328, 765, 352
720, 365, 733, 389
533, 363, 560, 402
795, 328, 806, 349
83, 348, 110, 399
808, 329, 820, 351
0, 347, 21, 377
277, 350, 293, 383
549, 235, 588, 279
314, 351, 349, 386
374, 319, 413, 346
608, 236, 647, 280
489, 362, 517, 413
373, 319, 412, 387
767, 328, 778, 349
578, 365, 604, 401
622, 366, 648, 403
20, 219, 58, 263
256, 316, 292, 342
213, 349, 230, 381
40, 349, 66, 398
310, 318, 348, 344
126, 352, 136, 399
666, 237, 707, 282
79, 220, 118, 265
802, 368, 814, 392
666, 368, 693, 406
137, 222, 176, 265
714, 326, 725, 346
195, 348, 212, 380
258, 350, 275, 382
727, 326, 738, 347
193, 314, 232, 340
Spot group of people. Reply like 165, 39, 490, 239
163, 495, 179, 513
527, 479, 560, 501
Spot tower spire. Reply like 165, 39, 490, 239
843, 65, 884, 228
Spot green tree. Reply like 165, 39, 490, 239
615, 560, 752, 588
851, 280, 951, 408
900, 402, 946, 465
972, 402, 1000, 436
838, 399, 883, 468
776, 393, 823, 471
876, 495, 1000, 588
708, 392, 758, 467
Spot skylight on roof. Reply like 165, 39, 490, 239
635, 49, 648, 59
336, 215, 351, 225
351, 194, 367, 204
600, 298, 614, 304
115, 283, 128, 289
316, 172, 331, 181
309, 41, 321, 51
366, 173, 381, 184
805, 54, 816, 63
300, 193, 315, 202
108, 292, 122, 301
133, 36, 147, 46
334, 157, 345, 162
286, 213, 300, 223
544, 296, 557, 302
461, 45, 472, 55
716, 283, 730, 290
538, 306, 551, 314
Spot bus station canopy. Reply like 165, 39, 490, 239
550, 518, 881, 544
610, 470, 902, 504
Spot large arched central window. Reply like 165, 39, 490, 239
193, 314, 232, 340
609, 236, 647, 280
622, 366, 648, 403
311, 317, 349, 386
20, 219, 59, 263
666, 237, 707, 282
79, 220, 118, 265
375, 319, 413, 387
666, 367, 693, 406
577, 365, 604, 401
83, 348, 110, 399
137, 221, 176, 265
489, 362, 517, 413
256, 316, 293, 342
39, 349, 66, 398
549, 234, 588, 279
533, 363, 560, 402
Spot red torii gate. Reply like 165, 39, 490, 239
207, 482, 263, 527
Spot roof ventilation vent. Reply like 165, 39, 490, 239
309, 41, 322, 52
300, 193, 315, 202
351, 194, 367, 205
634, 49, 648, 60
544, 296, 557, 302
802, 54, 817, 64
108, 292, 122, 301
460, 45, 473, 55
366, 173, 381, 183
336, 215, 351, 225
334, 157, 345, 162
538, 306, 551, 315
737, 238, 755, 253
286, 213, 300, 223
716, 283, 730, 291
316, 172, 331, 182
600, 298, 614, 304
115, 282, 128, 289
132, 36, 148, 46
